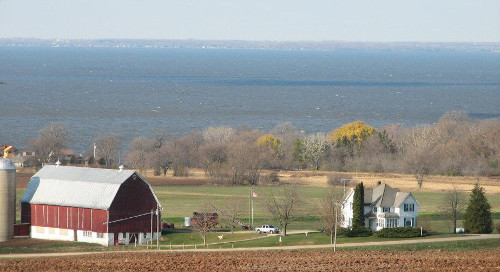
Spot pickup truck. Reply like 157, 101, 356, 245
255, 225, 280, 234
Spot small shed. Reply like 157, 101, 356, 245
20, 165, 162, 246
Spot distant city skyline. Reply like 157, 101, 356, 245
0, 0, 499, 42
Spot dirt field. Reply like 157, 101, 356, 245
17, 168, 500, 193
1, 250, 500, 271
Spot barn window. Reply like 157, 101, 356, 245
83, 231, 92, 237
96, 233, 104, 238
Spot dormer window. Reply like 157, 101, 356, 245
373, 206, 377, 213
382, 207, 390, 213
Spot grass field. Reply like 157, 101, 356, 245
153, 185, 500, 233
157, 231, 461, 249
15, 184, 500, 233
14, 168, 500, 234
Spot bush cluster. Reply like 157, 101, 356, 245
375, 227, 427, 238
344, 226, 372, 237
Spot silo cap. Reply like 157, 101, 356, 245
0, 158, 16, 170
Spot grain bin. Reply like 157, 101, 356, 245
0, 158, 16, 242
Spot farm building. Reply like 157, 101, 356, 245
341, 182, 419, 231
20, 165, 161, 246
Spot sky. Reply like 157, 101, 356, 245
0, 0, 499, 42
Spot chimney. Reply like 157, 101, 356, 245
119, 165, 124, 172
55, 160, 61, 167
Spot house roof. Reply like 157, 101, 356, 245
370, 183, 400, 207
20, 165, 149, 210
378, 212, 400, 218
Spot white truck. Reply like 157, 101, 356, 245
255, 225, 280, 234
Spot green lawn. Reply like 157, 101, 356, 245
16, 186, 500, 233
156, 232, 465, 249
160, 231, 262, 246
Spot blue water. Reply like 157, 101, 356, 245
1, 47, 499, 153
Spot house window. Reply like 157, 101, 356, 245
377, 218, 385, 228
382, 207, 390, 213
386, 218, 398, 228
350, 202, 353, 210
404, 203, 415, 212
373, 206, 377, 213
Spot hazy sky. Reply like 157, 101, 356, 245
1, 0, 499, 42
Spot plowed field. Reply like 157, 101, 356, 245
2, 250, 500, 271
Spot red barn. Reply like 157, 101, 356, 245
20, 165, 161, 246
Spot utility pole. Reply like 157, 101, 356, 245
156, 203, 160, 249
249, 189, 251, 230
150, 209, 153, 248
334, 203, 338, 252
251, 188, 254, 229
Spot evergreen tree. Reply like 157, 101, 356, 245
352, 182, 365, 229
464, 183, 493, 234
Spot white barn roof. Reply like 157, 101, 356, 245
20, 165, 144, 210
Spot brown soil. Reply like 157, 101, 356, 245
1, 250, 500, 271
17, 167, 500, 193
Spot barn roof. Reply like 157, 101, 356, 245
20, 165, 152, 210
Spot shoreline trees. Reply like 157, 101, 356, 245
21, 111, 500, 182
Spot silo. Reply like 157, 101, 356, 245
0, 158, 16, 242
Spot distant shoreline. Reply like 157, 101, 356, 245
1, 38, 499, 52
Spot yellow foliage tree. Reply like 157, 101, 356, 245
255, 134, 281, 151
329, 121, 376, 144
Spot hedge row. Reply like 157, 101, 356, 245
375, 227, 427, 238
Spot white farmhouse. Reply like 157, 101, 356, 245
341, 182, 419, 231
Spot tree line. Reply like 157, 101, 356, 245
24, 111, 499, 186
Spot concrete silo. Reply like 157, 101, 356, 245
0, 158, 16, 242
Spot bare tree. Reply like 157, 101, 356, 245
149, 129, 171, 175
30, 122, 69, 164
228, 141, 262, 185
302, 132, 330, 170
271, 122, 303, 169
191, 202, 219, 245
403, 125, 437, 188
321, 188, 344, 244
126, 137, 154, 173
265, 185, 302, 236
202, 126, 234, 144
201, 142, 229, 184
167, 132, 203, 176
94, 133, 120, 166
439, 186, 467, 233
221, 198, 245, 233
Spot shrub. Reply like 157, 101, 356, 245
261, 172, 280, 185
375, 227, 427, 238
345, 226, 372, 237
495, 224, 500, 234
444, 168, 461, 176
